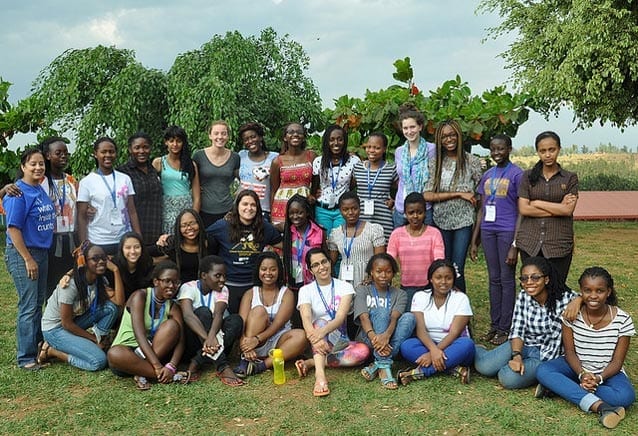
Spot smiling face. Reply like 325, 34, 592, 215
365, 136, 386, 163
241, 129, 263, 154
288, 201, 309, 229
209, 124, 229, 148
85, 245, 108, 276
440, 125, 458, 156
258, 257, 280, 287
339, 198, 360, 226
370, 258, 395, 290
21, 152, 46, 184
179, 212, 200, 241
122, 236, 142, 266
401, 117, 422, 143
519, 264, 549, 300
580, 276, 612, 312
284, 123, 305, 150
430, 265, 455, 298
94, 140, 117, 172
404, 201, 425, 230
490, 139, 511, 167
47, 141, 69, 171
328, 129, 345, 157
129, 137, 151, 165
237, 194, 258, 224
536, 137, 561, 168
202, 263, 226, 293
154, 268, 180, 300
308, 252, 331, 283
165, 136, 183, 156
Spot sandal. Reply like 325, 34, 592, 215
21, 362, 42, 371
313, 380, 330, 397
233, 358, 250, 379
377, 363, 398, 390
295, 359, 308, 378
217, 367, 246, 387
173, 370, 191, 384
451, 366, 471, 384
37, 341, 51, 365
397, 367, 425, 386
481, 328, 497, 342
249, 359, 267, 376
490, 331, 509, 346
360, 362, 380, 381
134, 375, 151, 391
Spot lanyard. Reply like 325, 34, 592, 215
98, 169, 117, 208
371, 284, 390, 312
366, 161, 385, 199
488, 162, 511, 202
295, 224, 311, 267
197, 280, 213, 310
315, 279, 336, 320
50, 175, 66, 212
342, 221, 360, 260
89, 284, 98, 318
149, 288, 166, 339
329, 159, 343, 191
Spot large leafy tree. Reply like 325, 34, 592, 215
479, 0, 638, 128
167, 27, 323, 150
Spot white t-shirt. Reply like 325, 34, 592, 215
77, 170, 135, 245
177, 279, 229, 313
298, 278, 354, 343
412, 290, 473, 342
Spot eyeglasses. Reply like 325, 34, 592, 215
157, 278, 181, 287
88, 255, 108, 263
180, 221, 199, 230
310, 258, 330, 270
519, 274, 546, 283
441, 133, 458, 141
286, 129, 304, 136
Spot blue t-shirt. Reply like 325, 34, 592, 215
4, 179, 55, 249
206, 219, 282, 287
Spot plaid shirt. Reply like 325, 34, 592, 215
509, 288, 577, 361
516, 167, 579, 258
117, 160, 163, 245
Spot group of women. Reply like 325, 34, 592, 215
2, 110, 633, 429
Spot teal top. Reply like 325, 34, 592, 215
161, 156, 191, 197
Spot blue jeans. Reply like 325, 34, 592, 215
314, 205, 344, 237
43, 301, 119, 371
439, 225, 472, 293
474, 341, 541, 389
360, 309, 415, 365
400, 336, 475, 376
392, 207, 433, 228
481, 229, 516, 332
537, 357, 636, 412
5, 245, 49, 367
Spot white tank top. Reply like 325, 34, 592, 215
251, 286, 291, 328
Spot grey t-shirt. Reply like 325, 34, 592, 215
41, 279, 101, 331
353, 284, 407, 324
193, 149, 241, 215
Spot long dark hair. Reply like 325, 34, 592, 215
529, 131, 561, 187
226, 190, 265, 243
319, 124, 349, 180
432, 120, 467, 192
521, 256, 570, 314
113, 232, 153, 273
173, 209, 207, 276
253, 251, 285, 288
283, 194, 320, 288
163, 125, 195, 182
72, 242, 108, 313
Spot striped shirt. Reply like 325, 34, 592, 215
352, 161, 398, 241
562, 307, 635, 373
387, 225, 445, 287
509, 288, 578, 361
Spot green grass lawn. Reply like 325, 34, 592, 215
0, 221, 636, 435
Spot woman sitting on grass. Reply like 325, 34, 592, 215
107, 260, 187, 390
355, 253, 415, 389
398, 259, 475, 385
234, 252, 307, 378
39, 242, 124, 371
296, 248, 370, 397
536, 267, 635, 430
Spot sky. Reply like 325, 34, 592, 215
2, 0, 638, 151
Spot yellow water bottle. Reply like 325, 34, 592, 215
269, 348, 286, 385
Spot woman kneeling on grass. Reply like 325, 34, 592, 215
108, 260, 187, 390
355, 253, 415, 389
398, 259, 475, 385
536, 267, 635, 430
296, 248, 370, 397
234, 252, 307, 378
39, 242, 124, 371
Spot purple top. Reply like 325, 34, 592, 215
477, 162, 523, 232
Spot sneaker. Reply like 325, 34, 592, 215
534, 384, 550, 399
599, 405, 625, 429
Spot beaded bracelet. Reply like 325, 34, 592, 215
165, 362, 177, 374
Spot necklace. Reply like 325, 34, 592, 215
584, 304, 610, 329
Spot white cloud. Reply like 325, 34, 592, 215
87, 16, 123, 45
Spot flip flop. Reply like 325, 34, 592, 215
217, 369, 246, 387
37, 341, 51, 365
295, 359, 308, 378
173, 371, 192, 384
134, 375, 151, 391
313, 380, 330, 397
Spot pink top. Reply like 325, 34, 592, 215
387, 225, 445, 287
291, 221, 324, 285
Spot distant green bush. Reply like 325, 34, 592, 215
578, 173, 638, 191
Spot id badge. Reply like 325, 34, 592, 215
110, 208, 122, 225
56, 216, 70, 233
485, 204, 496, 222
363, 199, 374, 215
294, 264, 303, 283
342, 264, 354, 281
